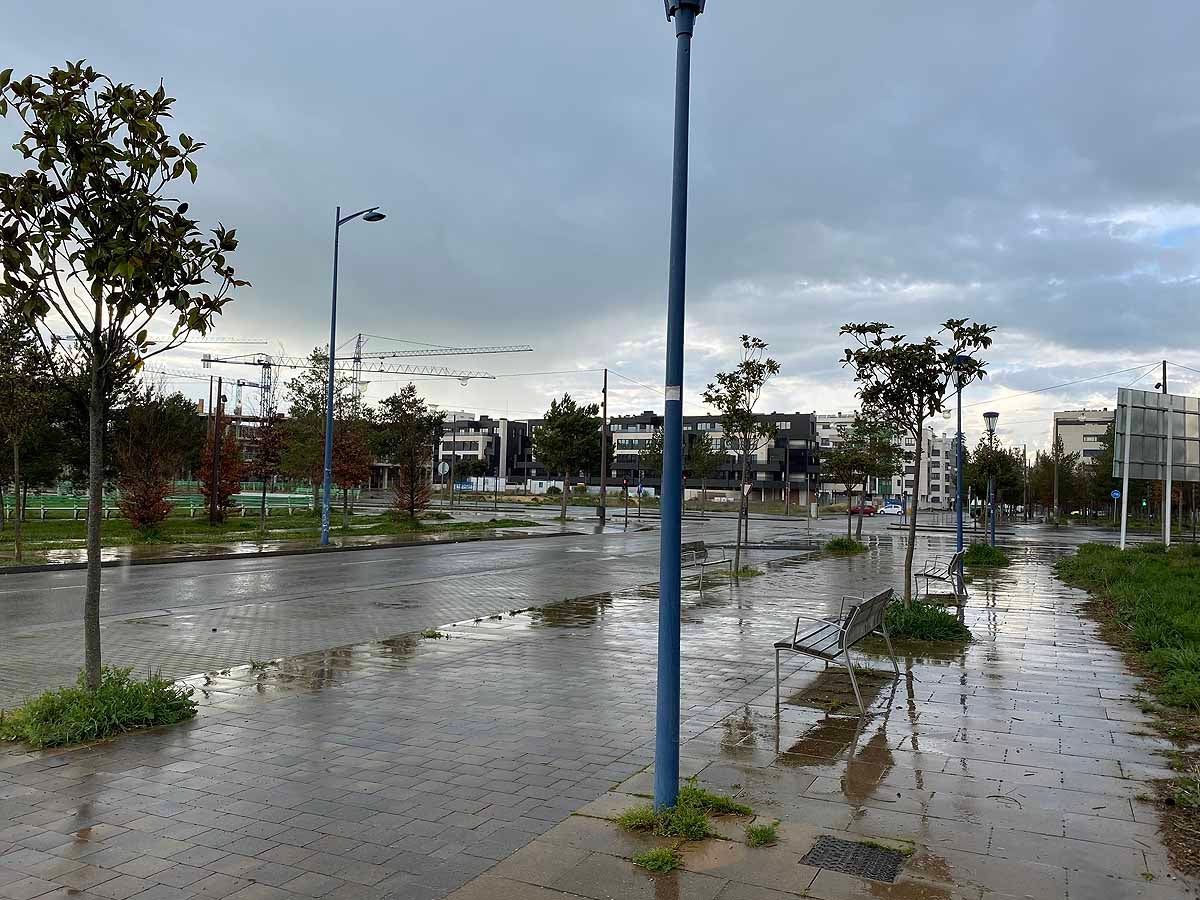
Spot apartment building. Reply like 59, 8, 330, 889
1053, 408, 1115, 463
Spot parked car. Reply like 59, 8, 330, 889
877, 503, 905, 516
849, 505, 876, 516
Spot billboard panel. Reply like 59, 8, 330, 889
1113, 388, 1200, 484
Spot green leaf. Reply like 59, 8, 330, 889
184, 159, 197, 183
0, 69, 10, 89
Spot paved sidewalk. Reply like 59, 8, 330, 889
1, 535, 1194, 899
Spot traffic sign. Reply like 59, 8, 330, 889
437, 461, 450, 476
1111, 489, 1121, 500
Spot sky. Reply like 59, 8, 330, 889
5, 1, 1200, 453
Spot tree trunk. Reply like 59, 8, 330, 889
701, 479, 706, 513
560, 471, 568, 521
342, 487, 349, 529
259, 479, 268, 531
0, 478, 6, 530
12, 441, 21, 563
903, 428, 924, 608
855, 483, 865, 540
84, 363, 105, 689
846, 501, 852, 540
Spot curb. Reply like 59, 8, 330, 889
0, 528, 571, 576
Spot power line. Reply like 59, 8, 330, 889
956, 363, 1155, 411
609, 368, 665, 396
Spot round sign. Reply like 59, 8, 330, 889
437, 461, 450, 475
1111, 489, 1121, 500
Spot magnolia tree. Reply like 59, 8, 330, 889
0, 63, 247, 686
702, 335, 780, 572
840, 319, 994, 605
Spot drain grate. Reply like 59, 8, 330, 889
801, 836, 905, 883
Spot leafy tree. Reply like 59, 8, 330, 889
333, 420, 373, 529
454, 457, 488, 484
250, 413, 286, 527
857, 419, 906, 538
198, 425, 244, 522
840, 319, 994, 605
685, 431, 723, 508
531, 394, 602, 520
702, 335, 781, 570
0, 63, 247, 686
640, 428, 664, 479
822, 429, 869, 539
375, 384, 444, 520
113, 388, 200, 530
282, 349, 355, 513
0, 304, 50, 560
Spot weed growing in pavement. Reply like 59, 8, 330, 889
617, 777, 752, 844
420, 630, 449, 640
745, 820, 779, 847
632, 847, 681, 873
0, 667, 196, 749
885, 602, 972, 642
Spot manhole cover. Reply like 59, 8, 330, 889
801, 836, 905, 883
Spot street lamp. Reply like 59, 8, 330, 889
322, 205, 386, 547
983, 411, 999, 546
655, 0, 705, 813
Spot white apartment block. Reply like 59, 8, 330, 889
1053, 408, 1116, 464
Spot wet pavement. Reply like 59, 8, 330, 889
2, 523, 1194, 899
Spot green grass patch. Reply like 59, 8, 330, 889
0, 667, 197, 749
963, 543, 1011, 567
885, 602, 972, 642
420, 630, 449, 640
1057, 543, 1200, 712
732, 566, 764, 578
617, 778, 751, 843
632, 847, 681, 873
745, 820, 779, 848
825, 537, 866, 556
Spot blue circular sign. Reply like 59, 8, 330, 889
1111, 489, 1121, 499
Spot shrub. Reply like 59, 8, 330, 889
546, 486, 562, 496
633, 847, 681, 873
885, 602, 972, 642
963, 543, 1010, 567
826, 537, 866, 556
0, 667, 197, 749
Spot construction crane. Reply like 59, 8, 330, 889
201, 352, 496, 382
347, 334, 531, 403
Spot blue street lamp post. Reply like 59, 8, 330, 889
984, 411, 999, 547
321, 205, 386, 547
655, 0, 705, 812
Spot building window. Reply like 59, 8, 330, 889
776, 421, 791, 430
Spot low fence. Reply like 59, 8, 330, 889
2, 494, 324, 523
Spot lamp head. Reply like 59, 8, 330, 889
665, 0, 704, 19
983, 411, 999, 435
363, 210, 386, 222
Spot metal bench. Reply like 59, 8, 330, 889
914, 548, 968, 613
774, 588, 899, 714
681, 540, 733, 590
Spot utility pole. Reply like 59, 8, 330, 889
1022, 444, 1028, 522
783, 436, 791, 516
599, 368, 608, 526
209, 377, 224, 526
1162, 360, 1171, 546
1052, 417, 1059, 524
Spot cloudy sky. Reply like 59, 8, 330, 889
5, 1, 1200, 451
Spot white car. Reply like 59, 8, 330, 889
877, 504, 905, 516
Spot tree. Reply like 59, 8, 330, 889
113, 388, 200, 530
198, 426, 244, 522
282, 349, 355, 514
640, 428, 664, 480
840, 319, 994, 605
857, 420, 906, 538
531, 394, 602, 520
332, 420, 372, 528
375, 385, 444, 520
822, 429, 869, 539
0, 63, 247, 687
702, 336, 781, 571
0, 305, 50, 560
454, 457, 488, 485
250, 413, 286, 528
686, 432, 723, 509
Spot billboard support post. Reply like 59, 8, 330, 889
1120, 389, 1133, 550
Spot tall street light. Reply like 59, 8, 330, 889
953, 355, 970, 581
984, 410, 999, 547
656, 0, 705, 812
322, 205, 386, 547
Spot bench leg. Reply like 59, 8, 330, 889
775, 649, 780, 709
843, 650, 865, 714
879, 622, 900, 677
